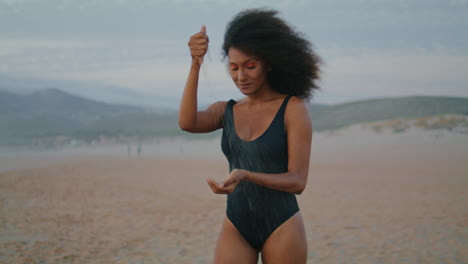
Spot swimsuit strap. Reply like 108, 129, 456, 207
277, 95, 293, 119
222, 99, 237, 130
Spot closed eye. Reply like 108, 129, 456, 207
245, 62, 257, 69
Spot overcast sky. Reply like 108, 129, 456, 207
1, 0, 467, 106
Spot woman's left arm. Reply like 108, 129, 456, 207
220, 96, 312, 195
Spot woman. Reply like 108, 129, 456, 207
179, 8, 321, 264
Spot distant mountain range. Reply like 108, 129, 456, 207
0, 88, 142, 116
309, 96, 468, 131
1, 88, 467, 148
0, 73, 179, 110
0, 88, 181, 147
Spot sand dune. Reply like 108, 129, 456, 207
1, 130, 467, 263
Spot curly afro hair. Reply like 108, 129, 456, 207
222, 8, 322, 100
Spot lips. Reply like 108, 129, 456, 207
238, 83, 252, 89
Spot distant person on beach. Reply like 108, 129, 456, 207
137, 144, 142, 156
179, 8, 321, 263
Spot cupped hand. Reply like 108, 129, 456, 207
207, 177, 231, 194
188, 25, 209, 65
206, 169, 246, 195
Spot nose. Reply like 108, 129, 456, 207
238, 68, 247, 81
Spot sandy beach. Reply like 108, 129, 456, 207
1, 128, 467, 263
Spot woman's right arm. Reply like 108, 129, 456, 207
178, 26, 227, 133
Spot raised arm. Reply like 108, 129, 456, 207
178, 26, 227, 133
212, 96, 312, 195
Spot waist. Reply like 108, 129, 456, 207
228, 181, 298, 205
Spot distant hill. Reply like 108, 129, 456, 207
1, 89, 467, 148
0, 88, 142, 116
361, 114, 468, 134
309, 96, 468, 131
0, 89, 183, 147
0, 73, 179, 110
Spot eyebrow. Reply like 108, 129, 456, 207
228, 58, 259, 65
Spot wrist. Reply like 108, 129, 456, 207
191, 58, 202, 68
241, 169, 249, 181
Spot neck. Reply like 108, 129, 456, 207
245, 85, 284, 104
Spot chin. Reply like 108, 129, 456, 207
237, 86, 258, 95
238, 89, 253, 95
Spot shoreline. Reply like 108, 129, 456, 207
1, 127, 467, 174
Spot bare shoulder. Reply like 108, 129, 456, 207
285, 96, 312, 128
204, 101, 229, 127
205, 100, 229, 114
285, 96, 310, 117
189, 100, 229, 132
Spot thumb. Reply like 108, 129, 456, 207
223, 177, 234, 188
201, 25, 206, 34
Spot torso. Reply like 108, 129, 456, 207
232, 95, 289, 142
221, 94, 299, 251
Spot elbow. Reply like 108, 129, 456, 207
294, 186, 305, 195
178, 121, 191, 132
292, 175, 307, 195
178, 118, 195, 132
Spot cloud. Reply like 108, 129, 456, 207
0, 38, 88, 56
1, 0, 467, 105
320, 51, 468, 101
0, 36, 187, 75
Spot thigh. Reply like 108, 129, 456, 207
213, 216, 259, 264
261, 212, 308, 264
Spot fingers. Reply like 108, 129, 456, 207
190, 33, 209, 43
206, 177, 237, 195
189, 26, 209, 46
223, 169, 245, 187
208, 177, 223, 189
188, 40, 208, 50
207, 178, 228, 194
190, 38, 209, 45
190, 26, 209, 43
188, 26, 209, 64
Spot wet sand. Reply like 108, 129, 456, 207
1, 129, 467, 263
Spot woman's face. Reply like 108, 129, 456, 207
227, 47, 270, 95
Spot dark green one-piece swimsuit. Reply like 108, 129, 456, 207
221, 95, 299, 251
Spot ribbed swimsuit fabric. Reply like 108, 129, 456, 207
221, 95, 299, 251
